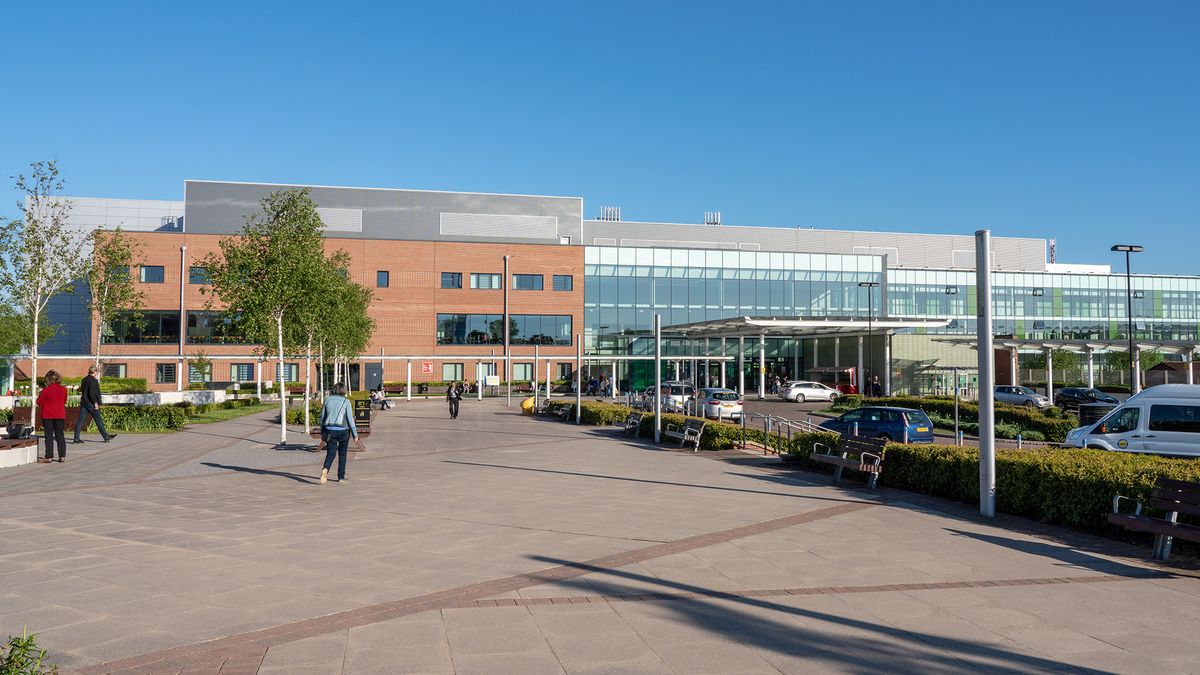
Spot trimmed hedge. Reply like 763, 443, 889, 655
16, 377, 148, 394
834, 395, 1078, 442
540, 400, 1200, 533
96, 405, 189, 432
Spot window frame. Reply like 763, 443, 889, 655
140, 265, 165, 284
442, 362, 464, 382
376, 270, 390, 288
230, 363, 254, 382
155, 363, 177, 384
441, 272, 463, 289
469, 273, 502, 290
188, 266, 209, 285
512, 274, 544, 291
102, 363, 127, 378
552, 274, 574, 292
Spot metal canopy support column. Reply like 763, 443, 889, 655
406, 360, 412, 402
476, 361, 483, 401
834, 337, 840, 369
1132, 346, 1142, 394
737, 336, 745, 397
575, 334, 582, 424
654, 314, 662, 443
883, 333, 892, 397
703, 337, 710, 388
1046, 347, 1055, 403
856, 336, 864, 392
793, 338, 800, 381
1010, 348, 1019, 387
976, 229, 997, 519
720, 338, 727, 388
1086, 349, 1095, 390
757, 334, 766, 400
533, 345, 540, 409
812, 338, 819, 372
1188, 350, 1195, 386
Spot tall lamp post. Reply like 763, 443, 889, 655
1111, 245, 1143, 391
859, 281, 880, 395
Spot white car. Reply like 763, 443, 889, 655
684, 388, 743, 421
780, 381, 840, 403
659, 382, 696, 413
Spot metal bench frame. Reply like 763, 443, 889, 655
811, 435, 888, 489
622, 412, 645, 436
664, 418, 706, 451
1109, 477, 1200, 561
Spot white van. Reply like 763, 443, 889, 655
1064, 384, 1200, 457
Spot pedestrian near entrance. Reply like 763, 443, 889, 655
447, 381, 462, 419
318, 383, 362, 484
36, 370, 68, 464
73, 365, 116, 444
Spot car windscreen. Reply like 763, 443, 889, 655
709, 392, 739, 401
1015, 387, 1036, 395
906, 411, 933, 426
670, 386, 686, 395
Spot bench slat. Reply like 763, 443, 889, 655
811, 455, 882, 473
1148, 498, 1200, 519
1108, 513, 1200, 542
1156, 477, 1200, 493
1152, 486, 1200, 509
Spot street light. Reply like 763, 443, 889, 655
1111, 244, 1144, 391
859, 281, 880, 395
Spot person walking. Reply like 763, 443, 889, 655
318, 383, 362, 484
447, 381, 462, 419
73, 365, 116, 444
36, 370, 68, 464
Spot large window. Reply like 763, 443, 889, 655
155, 363, 176, 384
377, 271, 390, 288
102, 363, 127, 378
470, 273, 502, 290
230, 363, 254, 382
188, 364, 211, 383
442, 363, 464, 382
140, 265, 165, 283
186, 311, 246, 344
513, 274, 543, 291
104, 311, 180, 344
436, 314, 572, 345
553, 275, 573, 292
189, 267, 209, 285
275, 363, 299, 382
441, 272, 463, 289
512, 363, 533, 382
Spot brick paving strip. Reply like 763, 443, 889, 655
461, 572, 1171, 608
77, 501, 876, 674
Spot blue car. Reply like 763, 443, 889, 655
819, 406, 936, 443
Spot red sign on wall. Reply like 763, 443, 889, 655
421, 361, 434, 374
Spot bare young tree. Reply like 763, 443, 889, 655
87, 227, 146, 369
0, 160, 92, 425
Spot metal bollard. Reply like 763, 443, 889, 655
851, 421, 859, 437
1016, 433, 1022, 450
956, 430, 964, 447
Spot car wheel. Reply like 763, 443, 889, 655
795, 393, 806, 403
828, 393, 839, 402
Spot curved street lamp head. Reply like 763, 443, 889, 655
1110, 244, 1144, 253
858, 281, 880, 288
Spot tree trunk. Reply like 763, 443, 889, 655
31, 312, 39, 431
276, 312, 286, 445
318, 341, 325, 403
95, 311, 102, 370
304, 336, 312, 434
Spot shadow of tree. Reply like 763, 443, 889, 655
525, 554, 1120, 674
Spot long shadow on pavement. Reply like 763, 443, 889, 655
443, 460, 870, 505
526, 555, 1118, 675
200, 462, 318, 484
946, 528, 1168, 577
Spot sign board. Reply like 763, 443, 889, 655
421, 361, 434, 374
485, 375, 500, 387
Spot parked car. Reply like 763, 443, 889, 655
779, 380, 840, 403
1054, 387, 1119, 411
819, 406, 936, 443
1065, 384, 1200, 457
659, 382, 696, 413
994, 385, 1051, 408
684, 388, 743, 421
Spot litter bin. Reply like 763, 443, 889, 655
1078, 402, 1115, 427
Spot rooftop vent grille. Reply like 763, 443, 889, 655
597, 206, 621, 222
703, 211, 721, 225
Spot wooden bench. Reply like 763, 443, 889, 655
621, 412, 644, 436
811, 435, 888, 489
1109, 477, 1200, 561
557, 404, 575, 421
664, 418, 705, 451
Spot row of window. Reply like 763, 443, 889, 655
436, 314, 573, 345
124, 266, 211, 284
434, 272, 573, 292
102, 311, 245, 345
105, 362, 297, 384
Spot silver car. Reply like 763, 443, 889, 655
780, 380, 840, 403
659, 382, 696, 413
994, 385, 1051, 408
684, 388, 743, 421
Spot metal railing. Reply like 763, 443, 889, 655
740, 413, 826, 455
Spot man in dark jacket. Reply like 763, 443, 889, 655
73, 365, 116, 443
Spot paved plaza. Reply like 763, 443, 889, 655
2, 398, 1199, 674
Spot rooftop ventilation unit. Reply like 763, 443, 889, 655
703, 211, 721, 225
597, 206, 621, 222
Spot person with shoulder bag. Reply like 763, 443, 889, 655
36, 370, 69, 463
73, 365, 116, 444
318, 383, 363, 484
447, 381, 462, 419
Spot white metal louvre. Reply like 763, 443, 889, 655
440, 212, 558, 239
317, 207, 363, 232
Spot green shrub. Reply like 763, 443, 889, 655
16, 377, 147, 394
98, 405, 188, 432
287, 399, 324, 426
830, 394, 864, 410
1, 628, 58, 674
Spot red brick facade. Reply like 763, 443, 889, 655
20, 232, 584, 391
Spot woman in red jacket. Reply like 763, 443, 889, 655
36, 370, 68, 463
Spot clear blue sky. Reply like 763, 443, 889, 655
2, 1, 1196, 274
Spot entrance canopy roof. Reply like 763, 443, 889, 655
666, 316, 950, 339
933, 337, 1199, 355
